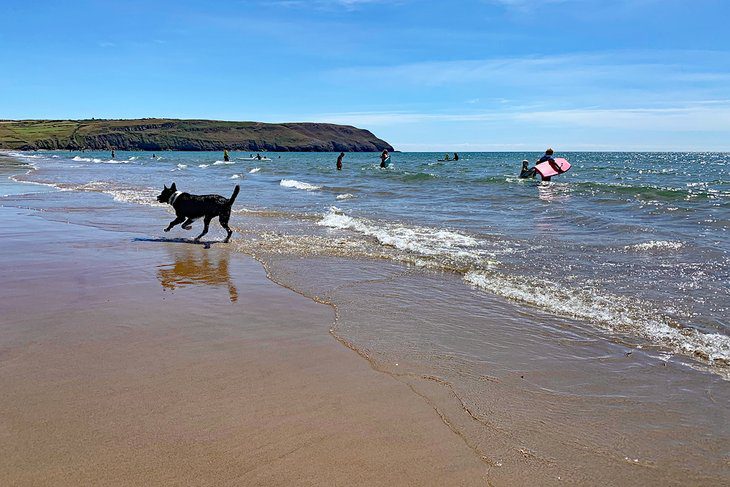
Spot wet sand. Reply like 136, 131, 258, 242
0, 205, 488, 485
2, 152, 728, 486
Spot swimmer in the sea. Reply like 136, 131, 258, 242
519, 159, 536, 179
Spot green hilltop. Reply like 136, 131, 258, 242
0, 119, 394, 152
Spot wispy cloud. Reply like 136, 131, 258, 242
329, 50, 730, 89
306, 101, 730, 132
268, 0, 391, 10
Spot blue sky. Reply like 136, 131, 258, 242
1, 0, 728, 150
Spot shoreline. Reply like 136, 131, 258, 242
2, 152, 728, 485
0, 204, 489, 485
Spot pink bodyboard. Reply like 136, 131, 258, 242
535, 157, 571, 178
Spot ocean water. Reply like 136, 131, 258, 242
3, 149, 729, 481
6, 150, 728, 366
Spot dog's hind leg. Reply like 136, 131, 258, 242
194, 216, 212, 242
165, 216, 186, 232
220, 212, 233, 243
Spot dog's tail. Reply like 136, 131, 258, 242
226, 185, 240, 207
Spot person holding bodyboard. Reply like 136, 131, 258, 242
533, 148, 570, 181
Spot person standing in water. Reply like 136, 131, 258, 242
380, 149, 389, 168
336, 152, 345, 171
223, 149, 230, 162
111, 149, 115, 159
454, 153, 459, 161
535, 148, 558, 181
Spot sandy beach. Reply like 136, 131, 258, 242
1, 151, 728, 486
0, 204, 489, 486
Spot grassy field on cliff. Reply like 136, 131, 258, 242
0, 119, 393, 152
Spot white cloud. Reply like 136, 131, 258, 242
306, 101, 730, 132
330, 50, 730, 90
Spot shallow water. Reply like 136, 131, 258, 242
2, 149, 729, 483
5, 150, 728, 366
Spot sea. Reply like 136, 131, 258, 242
2, 149, 728, 481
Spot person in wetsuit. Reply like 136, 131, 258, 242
380, 150, 389, 168
519, 159, 536, 179
336, 152, 344, 171
535, 148, 558, 181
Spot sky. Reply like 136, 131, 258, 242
1, 0, 728, 151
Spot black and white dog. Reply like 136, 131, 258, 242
157, 183, 240, 242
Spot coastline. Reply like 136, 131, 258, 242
0, 204, 488, 485
2, 151, 728, 486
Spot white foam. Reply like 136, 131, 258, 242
318, 207, 482, 260
6, 152, 42, 159
336, 193, 355, 200
626, 241, 684, 251
464, 270, 730, 365
72, 156, 101, 163
9, 174, 66, 191
176, 164, 188, 169
213, 160, 235, 165
230, 174, 241, 179
59, 180, 165, 208
249, 167, 261, 173
198, 164, 210, 168
70, 156, 128, 164
280, 179, 322, 191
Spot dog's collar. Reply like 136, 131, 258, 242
168, 191, 182, 205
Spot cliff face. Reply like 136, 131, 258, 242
0, 119, 394, 152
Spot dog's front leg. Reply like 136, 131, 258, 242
165, 216, 186, 232
181, 217, 197, 230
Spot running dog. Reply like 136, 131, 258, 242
156, 183, 240, 242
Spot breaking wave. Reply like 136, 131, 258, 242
280, 179, 322, 191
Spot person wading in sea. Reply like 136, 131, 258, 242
380, 149, 389, 168
223, 149, 230, 162
337, 152, 345, 171
535, 148, 559, 181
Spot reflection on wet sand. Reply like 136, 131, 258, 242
157, 247, 239, 302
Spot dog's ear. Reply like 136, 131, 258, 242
164, 184, 168, 190
171, 182, 177, 191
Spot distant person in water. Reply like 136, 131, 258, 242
223, 149, 230, 162
337, 152, 345, 171
443, 153, 451, 161
454, 153, 459, 161
111, 149, 115, 159
256, 153, 262, 160
380, 150, 389, 168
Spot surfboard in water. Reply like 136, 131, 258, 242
535, 157, 571, 178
